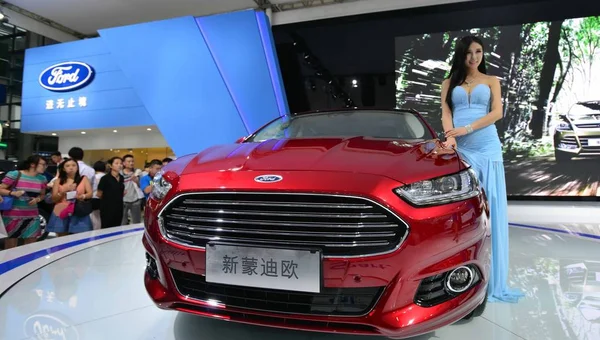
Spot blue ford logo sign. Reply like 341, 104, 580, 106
39, 61, 94, 92
254, 174, 283, 183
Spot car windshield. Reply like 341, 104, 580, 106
247, 110, 433, 143
569, 102, 600, 116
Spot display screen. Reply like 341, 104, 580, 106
395, 16, 600, 197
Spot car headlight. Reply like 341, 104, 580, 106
556, 121, 573, 131
394, 169, 480, 206
151, 170, 172, 200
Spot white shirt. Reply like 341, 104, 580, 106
78, 161, 96, 188
92, 172, 105, 199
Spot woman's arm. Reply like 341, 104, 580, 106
52, 181, 63, 203
80, 177, 93, 200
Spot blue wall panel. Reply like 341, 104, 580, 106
21, 9, 289, 157
196, 10, 280, 132
255, 10, 289, 117
98, 16, 249, 156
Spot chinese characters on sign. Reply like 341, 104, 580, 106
45, 96, 87, 110
222, 255, 299, 279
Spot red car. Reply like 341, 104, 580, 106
143, 109, 491, 339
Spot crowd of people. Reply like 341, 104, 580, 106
0, 147, 172, 249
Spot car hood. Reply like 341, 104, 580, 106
180, 137, 463, 184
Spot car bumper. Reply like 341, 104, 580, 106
143, 185, 490, 338
144, 265, 487, 338
555, 129, 600, 156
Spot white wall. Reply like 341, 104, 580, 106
57, 131, 168, 152
271, 0, 474, 26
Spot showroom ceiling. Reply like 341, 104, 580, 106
1, 0, 471, 40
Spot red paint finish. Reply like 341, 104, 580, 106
144, 110, 491, 338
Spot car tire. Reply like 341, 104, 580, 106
462, 296, 487, 320
37, 210, 50, 241
554, 150, 573, 163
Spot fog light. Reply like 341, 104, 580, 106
146, 253, 159, 280
445, 266, 474, 293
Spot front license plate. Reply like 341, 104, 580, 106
205, 243, 321, 293
588, 138, 600, 146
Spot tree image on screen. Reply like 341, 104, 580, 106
395, 16, 600, 196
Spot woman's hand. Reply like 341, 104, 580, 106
28, 197, 40, 206
12, 190, 25, 198
443, 137, 457, 149
77, 194, 87, 201
445, 127, 468, 139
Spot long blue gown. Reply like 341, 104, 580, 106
451, 83, 523, 303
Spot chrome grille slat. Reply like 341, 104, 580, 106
160, 192, 408, 257
182, 199, 373, 210
167, 214, 399, 229
166, 222, 397, 238
171, 207, 387, 219
167, 230, 391, 248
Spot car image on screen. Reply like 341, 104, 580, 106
142, 109, 491, 339
553, 101, 600, 162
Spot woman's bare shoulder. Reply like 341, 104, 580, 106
485, 74, 500, 85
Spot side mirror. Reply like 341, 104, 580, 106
235, 136, 248, 144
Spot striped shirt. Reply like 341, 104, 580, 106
2, 170, 47, 218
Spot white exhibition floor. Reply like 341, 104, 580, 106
0, 202, 599, 340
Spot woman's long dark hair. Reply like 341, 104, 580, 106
58, 158, 82, 185
445, 35, 487, 109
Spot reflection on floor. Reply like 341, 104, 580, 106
0, 226, 599, 340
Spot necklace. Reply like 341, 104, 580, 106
464, 74, 480, 87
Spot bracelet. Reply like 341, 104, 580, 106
465, 124, 474, 134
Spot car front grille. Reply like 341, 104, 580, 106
159, 192, 408, 257
579, 136, 600, 154
171, 268, 384, 316
575, 123, 600, 129
559, 135, 579, 147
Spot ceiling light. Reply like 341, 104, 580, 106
113, 130, 118, 133
51, 133, 57, 136
81, 131, 86, 134
147, 128, 152, 131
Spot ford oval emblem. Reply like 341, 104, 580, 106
254, 174, 283, 183
39, 61, 95, 92
24, 313, 80, 340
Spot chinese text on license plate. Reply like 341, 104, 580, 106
205, 243, 321, 293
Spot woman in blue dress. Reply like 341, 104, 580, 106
441, 35, 523, 303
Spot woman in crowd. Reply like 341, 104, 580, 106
97, 157, 125, 229
90, 161, 107, 230
441, 35, 522, 303
47, 158, 93, 236
0, 155, 48, 248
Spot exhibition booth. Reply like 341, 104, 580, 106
20, 9, 289, 158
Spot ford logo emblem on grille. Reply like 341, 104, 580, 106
39, 61, 94, 92
254, 175, 283, 183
